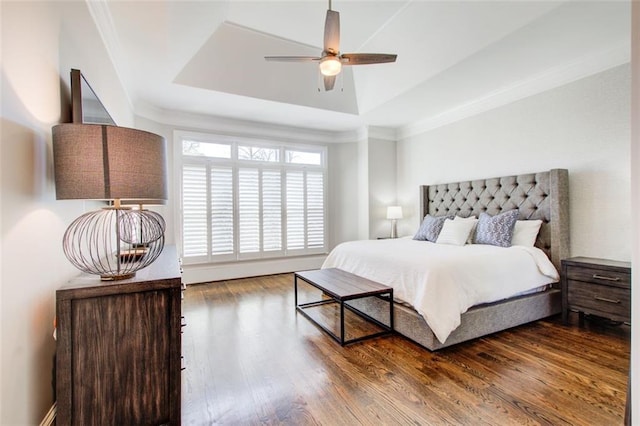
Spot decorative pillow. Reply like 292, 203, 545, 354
413, 214, 451, 242
436, 218, 478, 246
454, 215, 478, 244
511, 220, 543, 247
473, 209, 519, 247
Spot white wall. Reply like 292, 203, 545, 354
397, 64, 631, 261
1, 2, 133, 424
368, 137, 398, 239
357, 137, 370, 239
329, 142, 361, 247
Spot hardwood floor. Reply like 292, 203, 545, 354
181, 274, 630, 425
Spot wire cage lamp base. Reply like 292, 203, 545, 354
62, 206, 165, 280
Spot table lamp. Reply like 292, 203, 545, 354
52, 123, 168, 280
387, 206, 403, 238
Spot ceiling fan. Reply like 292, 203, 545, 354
264, 0, 397, 91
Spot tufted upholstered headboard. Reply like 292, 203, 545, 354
420, 169, 569, 273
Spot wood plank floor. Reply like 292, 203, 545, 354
181, 273, 630, 425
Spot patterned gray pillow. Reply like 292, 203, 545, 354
474, 210, 519, 247
414, 214, 451, 242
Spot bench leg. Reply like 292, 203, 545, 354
340, 301, 345, 345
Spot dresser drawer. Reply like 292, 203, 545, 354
566, 280, 631, 322
565, 265, 630, 288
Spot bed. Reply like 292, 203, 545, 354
322, 169, 569, 350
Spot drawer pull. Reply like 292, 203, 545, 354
594, 296, 621, 304
592, 274, 620, 282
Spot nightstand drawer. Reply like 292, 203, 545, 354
565, 266, 630, 288
567, 280, 631, 322
561, 256, 631, 325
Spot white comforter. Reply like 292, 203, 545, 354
321, 238, 559, 344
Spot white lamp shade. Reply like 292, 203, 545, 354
386, 206, 403, 220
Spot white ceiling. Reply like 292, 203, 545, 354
89, 0, 630, 136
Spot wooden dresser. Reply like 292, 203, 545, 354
561, 256, 631, 324
56, 246, 183, 425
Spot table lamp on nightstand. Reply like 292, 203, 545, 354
386, 206, 403, 238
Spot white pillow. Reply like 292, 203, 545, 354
436, 218, 478, 246
511, 220, 543, 247
454, 215, 477, 244
453, 215, 477, 221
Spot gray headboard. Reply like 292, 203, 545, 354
420, 169, 569, 272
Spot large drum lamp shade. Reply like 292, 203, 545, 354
52, 123, 167, 201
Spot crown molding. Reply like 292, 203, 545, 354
135, 101, 368, 145
84, 0, 133, 110
398, 41, 630, 140
367, 126, 398, 141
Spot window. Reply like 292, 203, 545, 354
285, 149, 322, 165
178, 132, 327, 263
183, 140, 230, 158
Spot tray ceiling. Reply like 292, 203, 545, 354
92, 0, 630, 134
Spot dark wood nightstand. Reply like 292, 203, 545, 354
561, 256, 631, 325
56, 246, 183, 425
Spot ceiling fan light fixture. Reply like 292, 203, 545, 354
319, 56, 342, 76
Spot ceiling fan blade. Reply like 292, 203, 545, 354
341, 53, 397, 65
264, 56, 320, 62
323, 75, 336, 91
324, 10, 340, 54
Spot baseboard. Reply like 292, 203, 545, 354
39, 402, 56, 426
182, 255, 326, 284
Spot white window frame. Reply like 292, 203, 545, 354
175, 130, 328, 265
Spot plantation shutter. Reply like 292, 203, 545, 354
210, 167, 234, 256
306, 171, 324, 248
262, 169, 282, 252
180, 132, 326, 263
238, 168, 260, 254
182, 165, 208, 258
286, 171, 305, 250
